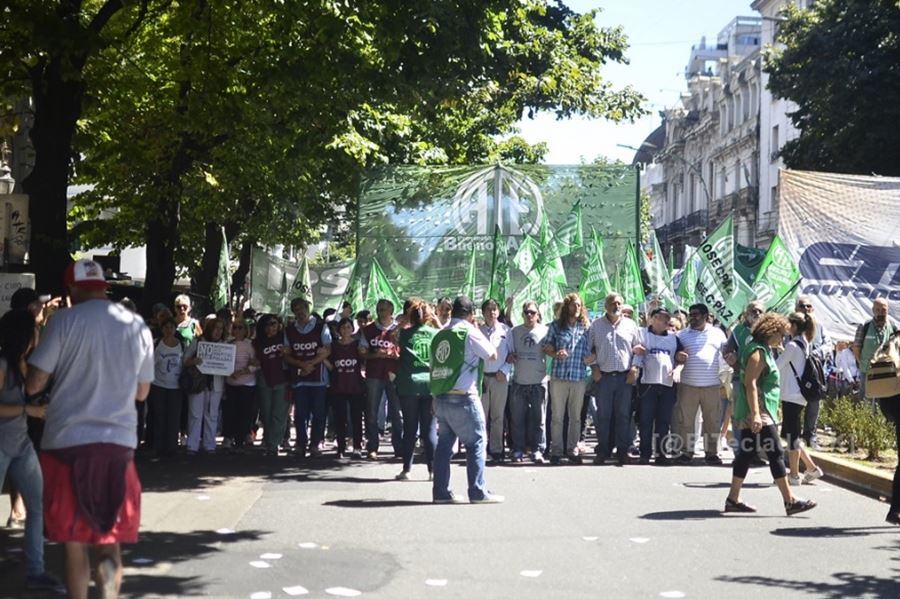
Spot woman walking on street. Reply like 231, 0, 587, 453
776, 312, 824, 486
725, 313, 817, 516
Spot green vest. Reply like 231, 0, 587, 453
730, 322, 752, 378
734, 340, 781, 423
396, 325, 438, 396
430, 325, 478, 395
859, 320, 896, 374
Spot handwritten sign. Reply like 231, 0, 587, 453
196, 341, 236, 376
0, 272, 36, 317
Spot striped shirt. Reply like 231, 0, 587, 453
587, 315, 640, 373
676, 324, 728, 387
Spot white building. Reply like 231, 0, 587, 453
752, 0, 812, 246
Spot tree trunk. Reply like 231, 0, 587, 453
191, 221, 240, 305
141, 198, 180, 315
23, 57, 86, 295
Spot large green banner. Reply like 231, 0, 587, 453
357, 164, 638, 304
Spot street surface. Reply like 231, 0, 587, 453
2, 447, 898, 598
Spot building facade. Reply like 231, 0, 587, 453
649, 17, 762, 264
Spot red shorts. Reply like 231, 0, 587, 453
40, 452, 142, 544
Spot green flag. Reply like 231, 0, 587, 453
621, 240, 646, 307
753, 235, 802, 311
365, 258, 403, 311
462, 244, 477, 300
667, 245, 675, 276
279, 270, 288, 316
554, 200, 583, 256
512, 234, 538, 280
488, 225, 510, 303
533, 213, 567, 285
768, 278, 802, 316
677, 244, 699, 306
693, 216, 745, 325
212, 227, 230, 310
342, 260, 365, 313
291, 254, 314, 311
643, 232, 676, 309
579, 227, 612, 311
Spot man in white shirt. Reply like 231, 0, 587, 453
674, 303, 728, 465
479, 299, 512, 461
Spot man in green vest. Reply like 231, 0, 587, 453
853, 298, 897, 404
430, 296, 503, 504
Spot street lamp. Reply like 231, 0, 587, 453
618, 142, 713, 232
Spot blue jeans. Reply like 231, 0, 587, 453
509, 382, 547, 454
638, 384, 676, 459
593, 372, 633, 458
366, 378, 403, 454
432, 393, 489, 501
294, 385, 327, 453
399, 395, 437, 472
0, 444, 44, 576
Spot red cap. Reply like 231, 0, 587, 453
64, 260, 110, 290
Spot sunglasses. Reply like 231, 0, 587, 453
688, 312, 703, 317
176, 305, 189, 310
523, 310, 537, 316
799, 304, 813, 308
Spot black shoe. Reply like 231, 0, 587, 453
593, 455, 606, 466
655, 455, 671, 466
638, 457, 650, 465
566, 453, 583, 465
616, 455, 629, 467
785, 498, 817, 516
705, 454, 723, 465
724, 497, 757, 513
886, 511, 900, 525
675, 454, 693, 465
549, 455, 561, 465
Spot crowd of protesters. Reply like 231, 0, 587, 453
2, 262, 900, 594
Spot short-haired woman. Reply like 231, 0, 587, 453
725, 312, 817, 516
184, 317, 226, 454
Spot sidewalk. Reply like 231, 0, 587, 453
810, 450, 894, 500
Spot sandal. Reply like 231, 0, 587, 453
724, 497, 757, 513
785, 498, 817, 516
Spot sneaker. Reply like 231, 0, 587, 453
532, 451, 546, 464
788, 475, 802, 487
724, 497, 757, 513
395, 470, 410, 481
367, 451, 378, 460
592, 454, 606, 465
802, 467, 824, 484
675, 454, 693, 465
6, 515, 25, 529
566, 453, 583, 465
26, 572, 65, 594
785, 498, 817, 516
433, 494, 465, 504
470, 493, 505, 504
655, 455, 671, 466
549, 455, 561, 465
886, 511, 900, 526
309, 446, 322, 458
705, 454, 723, 465
351, 451, 363, 459
489, 452, 504, 463
511, 451, 524, 463
428, 471, 434, 481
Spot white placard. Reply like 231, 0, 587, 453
196, 341, 235, 376
0, 272, 36, 316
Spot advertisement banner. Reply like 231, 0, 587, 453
778, 169, 900, 340
357, 164, 638, 305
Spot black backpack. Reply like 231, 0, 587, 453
788, 338, 827, 402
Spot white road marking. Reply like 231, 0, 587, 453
425, 579, 448, 586
282, 586, 310, 596
249, 561, 272, 569
582, 536, 598, 541
629, 537, 650, 544
325, 587, 362, 596
520, 570, 543, 577
298, 542, 318, 549
250, 592, 272, 599
260, 553, 283, 560
659, 592, 686, 598
216, 528, 236, 535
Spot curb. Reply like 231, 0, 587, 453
810, 450, 894, 500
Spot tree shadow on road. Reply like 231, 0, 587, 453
323, 499, 435, 508
714, 571, 900, 598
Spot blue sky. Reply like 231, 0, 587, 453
516, 0, 757, 164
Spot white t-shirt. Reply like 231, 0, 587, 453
777, 336, 809, 406
637, 328, 680, 387
676, 324, 728, 387
154, 339, 184, 390
29, 299, 154, 450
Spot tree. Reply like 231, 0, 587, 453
765, 0, 900, 176
7, 1, 646, 308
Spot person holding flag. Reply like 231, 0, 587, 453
430, 296, 503, 504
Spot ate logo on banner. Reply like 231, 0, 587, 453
449, 166, 545, 238
434, 340, 451, 364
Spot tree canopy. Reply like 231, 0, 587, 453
765, 0, 900, 176
3, 1, 645, 308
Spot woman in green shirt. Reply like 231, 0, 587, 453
394, 298, 440, 481
726, 313, 817, 516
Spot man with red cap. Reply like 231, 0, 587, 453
26, 259, 154, 599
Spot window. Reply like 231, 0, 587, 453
771, 124, 780, 160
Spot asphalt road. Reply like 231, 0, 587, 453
2, 447, 898, 598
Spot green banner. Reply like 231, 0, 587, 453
250, 248, 354, 315
753, 235, 802, 310
357, 164, 638, 305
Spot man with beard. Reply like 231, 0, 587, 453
853, 298, 896, 404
